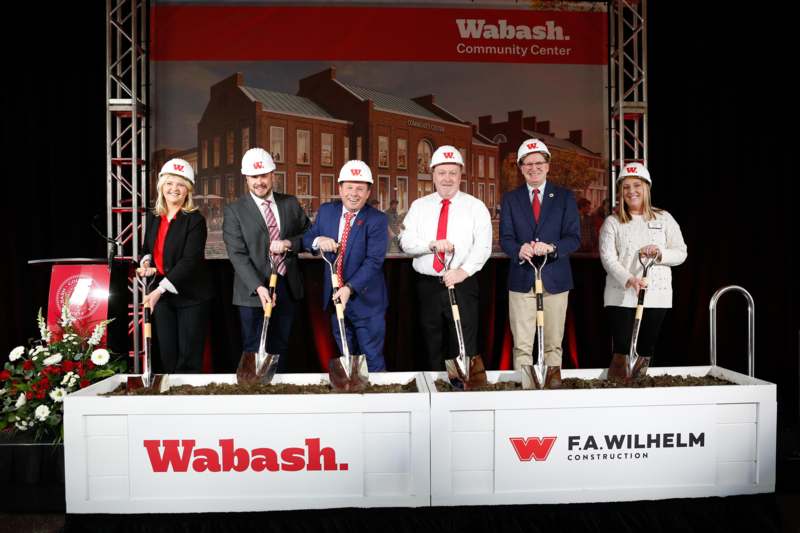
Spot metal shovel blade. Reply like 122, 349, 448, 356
329, 354, 369, 392
349, 354, 369, 391
236, 351, 280, 385
446, 354, 487, 390
328, 356, 351, 391
126, 374, 169, 393
520, 363, 547, 390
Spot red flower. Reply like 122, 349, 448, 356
0, 370, 10, 381
64, 360, 75, 372
79, 379, 90, 388
26, 391, 33, 400
36, 391, 46, 400
87, 361, 95, 370
23, 360, 34, 371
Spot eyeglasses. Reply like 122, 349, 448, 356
521, 162, 548, 169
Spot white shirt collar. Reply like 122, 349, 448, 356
526, 181, 547, 197
251, 191, 275, 206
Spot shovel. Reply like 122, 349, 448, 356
627, 253, 658, 378
520, 252, 549, 390
442, 250, 487, 390
321, 249, 369, 392
236, 253, 285, 385
127, 269, 169, 393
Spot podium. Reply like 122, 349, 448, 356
27, 257, 130, 360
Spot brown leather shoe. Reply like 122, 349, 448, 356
607, 353, 627, 380
545, 366, 562, 389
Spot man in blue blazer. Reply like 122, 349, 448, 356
303, 160, 389, 371
500, 139, 581, 387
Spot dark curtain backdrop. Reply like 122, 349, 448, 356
2, 2, 797, 422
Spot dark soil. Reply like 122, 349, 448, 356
104, 380, 418, 396
434, 374, 735, 392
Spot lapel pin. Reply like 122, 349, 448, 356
548, 193, 554, 198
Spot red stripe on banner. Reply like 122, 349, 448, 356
152, 5, 607, 64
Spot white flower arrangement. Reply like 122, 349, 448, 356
49, 387, 67, 402
9, 346, 25, 362
42, 353, 63, 366
90, 349, 110, 366
34, 404, 51, 422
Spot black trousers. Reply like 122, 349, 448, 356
152, 296, 210, 373
415, 273, 479, 371
606, 306, 668, 360
238, 276, 297, 372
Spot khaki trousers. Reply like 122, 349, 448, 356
509, 289, 569, 368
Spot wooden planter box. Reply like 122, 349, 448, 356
426, 366, 776, 505
64, 372, 430, 513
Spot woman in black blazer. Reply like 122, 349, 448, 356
138, 159, 214, 373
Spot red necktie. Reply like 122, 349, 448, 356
433, 198, 450, 273
532, 188, 541, 223
262, 200, 286, 275
336, 212, 354, 285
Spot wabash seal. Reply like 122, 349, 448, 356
55, 275, 103, 321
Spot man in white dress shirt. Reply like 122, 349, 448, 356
400, 145, 492, 370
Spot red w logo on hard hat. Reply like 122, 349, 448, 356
443, 152, 454, 158
253, 162, 264, 169
350, 169, 362, 176
527, 143, 537, 149
173, 163, 184, 172
626, 166, 637, 173
509, 437, 557, 462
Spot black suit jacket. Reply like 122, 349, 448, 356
142, 210, 214, 305
222, 192, 310, 306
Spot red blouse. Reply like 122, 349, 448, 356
153, 215, 171, 275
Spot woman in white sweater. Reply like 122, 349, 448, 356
599, 163, 687, 378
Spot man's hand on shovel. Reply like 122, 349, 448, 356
256, 285, 276, 309
332, 285, 352, 308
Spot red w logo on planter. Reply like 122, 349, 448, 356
509, 436, 556, 462
173, 163, 185, 172
443, 152, 454, 158
253, 162, 264, 169
527, 143, 537, 149
626, 166, 637, 173
351, 168, 362, 176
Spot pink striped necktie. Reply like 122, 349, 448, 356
262, 200, 286, 275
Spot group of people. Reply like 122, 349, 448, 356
138, 138, 687, 384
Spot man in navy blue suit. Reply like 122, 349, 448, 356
303, 160, 389, 371
500, 139, 580, 387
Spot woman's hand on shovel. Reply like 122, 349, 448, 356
626, 276, 648, 292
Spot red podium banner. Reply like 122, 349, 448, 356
47, 264, 111, 342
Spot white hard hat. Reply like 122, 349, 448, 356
617, 162, 652, 185
517, 138, 551, 164
241, 148, 276, 176
430, 145, 464, 168
159, 158, 195, 184
338, 160, 373, 184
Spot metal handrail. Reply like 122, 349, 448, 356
709, 285, 755, 377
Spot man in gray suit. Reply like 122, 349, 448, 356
223, 148, 310, 371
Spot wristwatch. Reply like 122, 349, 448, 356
345, 282, 356, 293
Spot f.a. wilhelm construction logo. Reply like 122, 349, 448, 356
510, 432, 705, 463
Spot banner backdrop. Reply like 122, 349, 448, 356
151, 1, 609, 259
